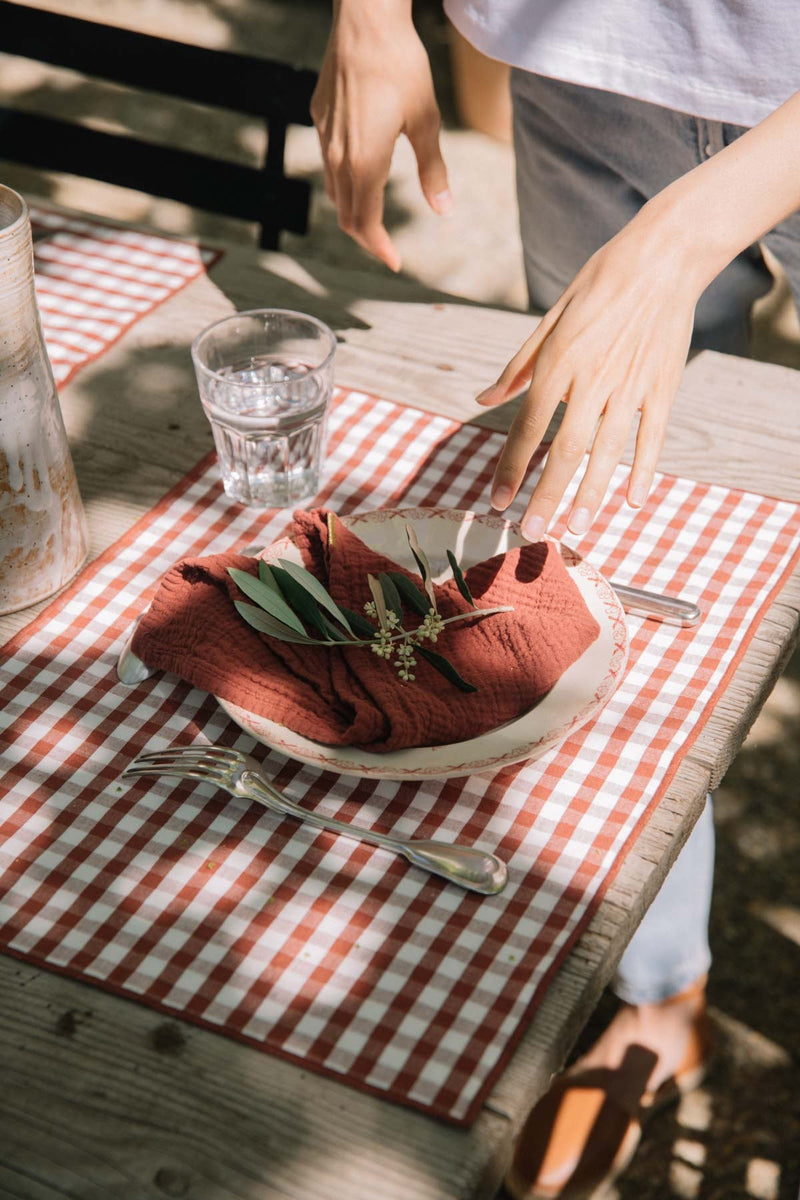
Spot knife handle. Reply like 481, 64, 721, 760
613, 583, 701, 627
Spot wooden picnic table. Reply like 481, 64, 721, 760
2, 211, 799, 1199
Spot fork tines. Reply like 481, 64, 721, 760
130, 745, 243, 765
123, 743, 245, 784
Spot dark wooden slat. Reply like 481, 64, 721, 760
0, 108, 311, 234
0, 2, 318, 245
0, 0, 317, 122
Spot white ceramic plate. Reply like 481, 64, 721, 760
217, 508, 629, 779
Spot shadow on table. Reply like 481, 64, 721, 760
8, 634, 578, 1198
495, 650, 800, 1200
63, 243, 509, 527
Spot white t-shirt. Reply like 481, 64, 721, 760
443, 0, 798, 127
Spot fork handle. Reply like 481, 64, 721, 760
241, 772, 507, 895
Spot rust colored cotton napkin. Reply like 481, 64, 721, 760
132, 509, 600, 751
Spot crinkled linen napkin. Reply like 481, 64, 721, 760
132, 509, 600, 751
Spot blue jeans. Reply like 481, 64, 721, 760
510, 73, 800, 1003
613, 798, 715, 1003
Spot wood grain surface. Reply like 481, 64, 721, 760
2, 228, 799, 1199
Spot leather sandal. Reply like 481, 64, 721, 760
504, 983, 713, 1200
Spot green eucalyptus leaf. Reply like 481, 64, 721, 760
228, 567, 307, 636
257, 559, 281, 591
271, 566, 330, 639
339, 606, 379, 638
319, 614, 352, 643
416, 645, 478, 693
405, 522, 429, 581
276, 558, 354, 634
233, 601, 320, 645
367, 573, 389, 630
378, 572, 402, 623
447, 549, 475, 607
386, 571, 430, 618
405, 523, 437, 609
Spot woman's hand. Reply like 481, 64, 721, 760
478, 85, 800, 539
311, 1, 452, 272
477, 206, 704, 538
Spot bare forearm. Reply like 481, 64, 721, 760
644, 89, 800, 293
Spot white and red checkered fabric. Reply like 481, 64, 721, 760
29, 206, 218, 386
2, 388, 799, 1124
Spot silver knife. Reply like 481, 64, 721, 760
611, 583, 700, 627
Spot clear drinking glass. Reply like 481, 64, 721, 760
191, 308, 337, 508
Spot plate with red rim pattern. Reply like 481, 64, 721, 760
217, 508, 629, 779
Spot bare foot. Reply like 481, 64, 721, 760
576, 976, 707, 1093
505, 978, 710, 1199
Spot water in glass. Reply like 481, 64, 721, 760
204, 355, 328, 507
192, 309, 337, 510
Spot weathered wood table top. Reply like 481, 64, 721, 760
2, 218, 800, 1200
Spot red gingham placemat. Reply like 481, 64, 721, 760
29, 205, 219, 386
2, 388, 799, 1125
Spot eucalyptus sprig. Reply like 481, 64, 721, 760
228, 523, 512, 693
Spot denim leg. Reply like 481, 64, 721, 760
612, 797, 715, 1005
511, 72, 774, 353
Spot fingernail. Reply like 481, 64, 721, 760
568, 506, 590, 535
476, 384, 499, 404
628, 482, 647, 508
522, 514, 546, 542
492, 485, 512, 510
432, 189, 454, 216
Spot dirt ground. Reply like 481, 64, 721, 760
1, 3, 798, 1197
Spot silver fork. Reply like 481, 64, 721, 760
123, 745, 508, 895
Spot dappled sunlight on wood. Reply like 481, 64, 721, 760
675, 1086, 713, 1132
748, 900, 800, 947
668, 1156, 703, 1198
745, 1156, 781, 1200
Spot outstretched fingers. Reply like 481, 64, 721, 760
522, 389, 670, 540
348, 145, 401, 272
476, 306, 566, 408
565, 398, 636, 533
517, 396, 603, 540
406, 106, 453, 217
628, 395, 670, 508
489, 369, 571, 512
